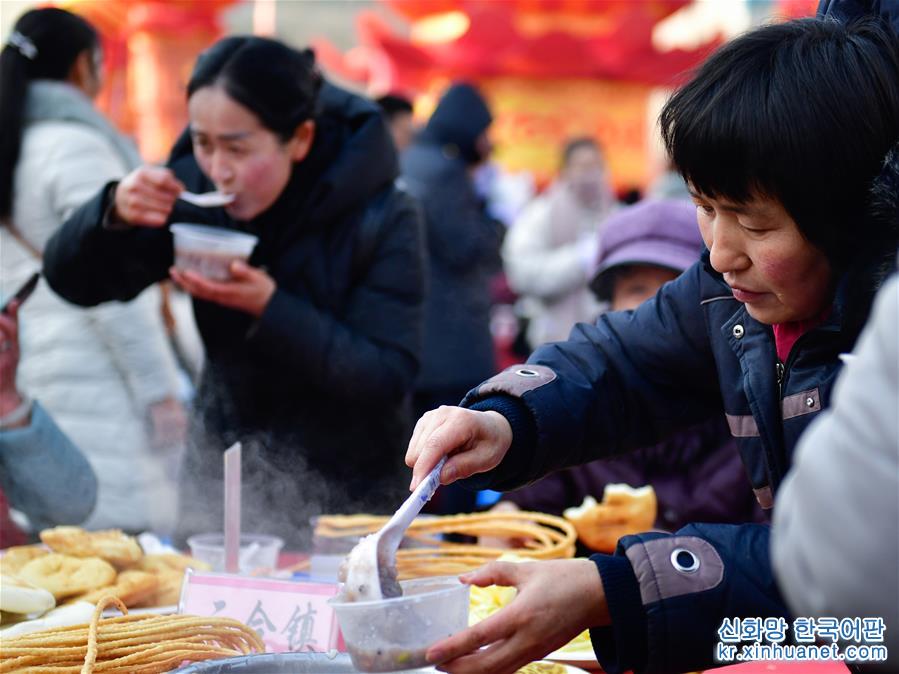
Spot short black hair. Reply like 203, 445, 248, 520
376, 94, 413, 120
187, 36, 322, 142
561, 136, 600, 168
661, 17, 899, 272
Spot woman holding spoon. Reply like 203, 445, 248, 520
43, 36, 426, 548
406, 18, 899, 674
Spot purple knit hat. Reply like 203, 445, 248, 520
590, 198, 703, 300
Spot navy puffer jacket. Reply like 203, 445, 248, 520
461, 240, 894, 672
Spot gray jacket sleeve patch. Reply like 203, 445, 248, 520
625, 536, 725, 605
781, 387, 821, 420
725, 413, 760, 437
475, 364, 557, 399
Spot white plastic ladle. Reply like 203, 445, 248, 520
344, 457, 446, 601
179, 190, 235, 207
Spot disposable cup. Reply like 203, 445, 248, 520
329, 576, 470, 672
171, 224, 258, 281
186, 533, 283, 575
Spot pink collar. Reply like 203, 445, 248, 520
772, 308, 831, 363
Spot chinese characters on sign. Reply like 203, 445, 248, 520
181, 572, 343, 653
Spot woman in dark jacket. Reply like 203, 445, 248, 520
42, 37, 426, 548
405, 18, 899, 674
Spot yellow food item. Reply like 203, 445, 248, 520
0, 546, 49, 575
0, 595, 265, 673
129, 553, 210, 607
134, 553, 210, 575
516, 663, 567, 674
18, 554, 117, 601
316, 511, 576, 579
133, 568, 185, 607
7, 532, 213, 614
468, 554, 594, 656
563, 484, 657, 553
68, 570, 158, 607
40, 526, 143, 568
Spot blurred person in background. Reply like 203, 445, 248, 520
503, 137, 616, 348
647, 158, 691, 202
0, 7, 185, 535
0, 300, 97, 547
400, 82, 503, 514
376, 93, 415, 153
490, 199, 760, 534
42, 36, 426, 549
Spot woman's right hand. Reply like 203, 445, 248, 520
405, 406, 513, 490
113, 166, 184, 227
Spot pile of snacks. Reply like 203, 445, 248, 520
0, 527, 209, 611
0, 595, 264, 673
316, 511, 576, 578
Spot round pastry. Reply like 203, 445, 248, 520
18, 554, 117, 600
40, 526, 143, 568
563, 484, 657, 552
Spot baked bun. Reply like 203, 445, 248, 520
0, 545, 49, 575
69, 570, 158, 607
563, 484, 657, 552
40, 526, 142, 568
18, 554, 117, 600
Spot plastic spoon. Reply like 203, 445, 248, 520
344, 457, 446, 601
179, 190, 235, 207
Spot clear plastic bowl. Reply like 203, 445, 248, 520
171, 224, 258, 281
329, 576, 470, 672
186, 533, 283, 574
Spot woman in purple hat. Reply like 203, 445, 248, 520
487, 199, 761, 536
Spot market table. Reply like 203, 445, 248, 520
715, 661, 850, 673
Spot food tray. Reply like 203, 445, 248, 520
171, 652, 437, 673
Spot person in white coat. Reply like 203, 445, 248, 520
770, 142, 899, 669
502, 137, 617, 348
0, 8, 186, 534
772, 272, 898, 671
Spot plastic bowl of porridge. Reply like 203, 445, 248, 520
329, 576, 469, 672
171, 224, 258, 281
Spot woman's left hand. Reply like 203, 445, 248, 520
428, 559, 609, 674
169, 261, 275, 317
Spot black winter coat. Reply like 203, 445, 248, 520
400, 137, 502, 393
43, 84, 426, 547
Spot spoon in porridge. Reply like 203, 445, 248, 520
342, 457, 446, 602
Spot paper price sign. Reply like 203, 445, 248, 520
180, 571, 344, 654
